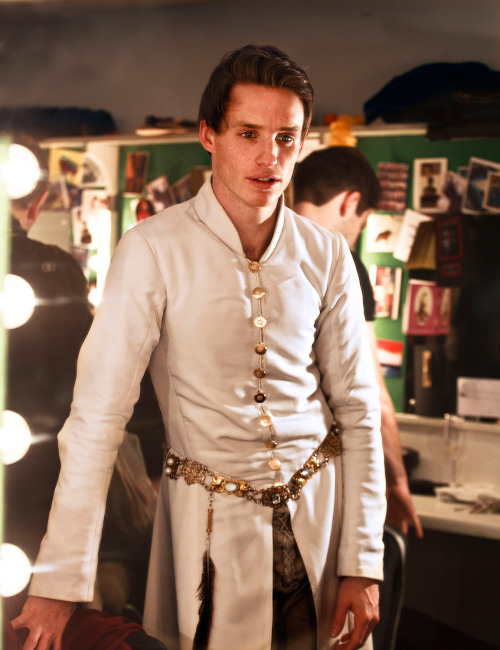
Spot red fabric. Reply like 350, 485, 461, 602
4, 609, 146, 650
3, 618, 21, 650
62, 609, 145, 650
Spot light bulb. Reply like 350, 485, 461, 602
1, 274, 36, 329
1, 144, 41, 199
0, 544, 32, 597
0, 410, 32, 465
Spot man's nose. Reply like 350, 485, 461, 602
256, 140, 278, 167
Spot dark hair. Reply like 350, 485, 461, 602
198, 44, 315, 141
9, 133, 50, 210
293, 146, 380, 214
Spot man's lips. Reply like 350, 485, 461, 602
249, 176, 280, 186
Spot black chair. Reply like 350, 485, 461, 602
373, 525, 407, 650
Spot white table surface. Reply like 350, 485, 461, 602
412, 494, 500, 541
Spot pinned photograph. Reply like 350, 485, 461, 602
146, 175, 176, 212
375, 339, 404, 378
403, 280, 452, 336
462, 156, 500, 214
412, 158, 448, 213
377, 162, 409, 213
483, 170, 500, 213
369, 265, 402, 320
124, 151, 150, 195
366, 213, 402, 253
132, 197, 156, 222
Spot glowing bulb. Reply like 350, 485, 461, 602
0, 410, 32, 465
0, 544, 32, 597
1, 274, 36, 329
88, 285, 102, 309
1, 144, 41, 199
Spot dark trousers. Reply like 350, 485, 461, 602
271, 506, 317, 650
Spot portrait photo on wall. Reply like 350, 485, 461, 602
462, 156, 500, 214
412, 158, 448, 213
124, 151, 150, 195
369, 265, 402, 320
483, 170, 500, 212
402, 280, 452, 336
132, 197, 156, 223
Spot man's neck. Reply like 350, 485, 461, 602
233, 208, 278, 261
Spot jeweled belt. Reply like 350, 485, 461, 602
163, 425, 341, 509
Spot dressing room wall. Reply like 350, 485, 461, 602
0, 0, 499, 134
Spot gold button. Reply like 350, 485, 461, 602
265, 439, 277, 448
253, 315, 268, 328
252, 287, 266, 299
255, 343, 267, 355
254, 368, 266, 379
259, 415, 273, 427
269, 458, 281, 471
248, 261, 261, 273
254, 391, 267, 403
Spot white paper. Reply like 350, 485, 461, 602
457, 377, 500, 419
366, 213, 402, 253
393, 208, 432, 262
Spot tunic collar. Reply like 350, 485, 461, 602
192, 179, 285, 263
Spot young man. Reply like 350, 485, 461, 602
13, 47, 385, 650
293, 146, 423, 538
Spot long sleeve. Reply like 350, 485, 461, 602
30, 227, 166, 601
314, 233, 386, 580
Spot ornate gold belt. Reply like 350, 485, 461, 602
163, 425, 341, 509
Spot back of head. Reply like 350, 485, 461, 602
198, 44, 315, 141
293, 146, 380, 214
9, 133, 49, 212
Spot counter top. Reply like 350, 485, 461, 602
412, 494, 500, 541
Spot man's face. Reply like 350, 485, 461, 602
200, 82, 304, 220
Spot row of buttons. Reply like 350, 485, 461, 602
248, 260, 282, 479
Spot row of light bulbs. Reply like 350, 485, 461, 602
0, 142, 43, 597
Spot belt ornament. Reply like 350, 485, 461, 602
163, 424, 341, 509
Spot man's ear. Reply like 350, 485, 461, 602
199, 120, 215, 154
339, 190, 361, 218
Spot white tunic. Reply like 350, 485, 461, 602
30, 180, 385, 650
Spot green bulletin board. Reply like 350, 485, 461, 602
356, 134, 500, 412
118, 141, 211, 234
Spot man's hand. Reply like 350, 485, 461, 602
330, 577, 379, 649
386, 481, 424, 538
11, 595, 76, 650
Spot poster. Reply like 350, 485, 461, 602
402, 280, 452, 335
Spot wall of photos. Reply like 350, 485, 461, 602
356, 134, 500, 414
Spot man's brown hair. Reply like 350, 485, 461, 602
198, 44, 315, 141
293, 146, 380, 214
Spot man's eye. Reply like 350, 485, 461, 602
278, 134, 294, 143
241, 132, 255, 139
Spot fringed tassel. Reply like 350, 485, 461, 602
193, 495, 216, 650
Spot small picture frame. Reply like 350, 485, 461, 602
436, 215, 463, 262
412, 158, 448, 214
124, 151, 150, 195
462, 156, 500, 214
369, 265, 402, 320
483, 170, 500, 213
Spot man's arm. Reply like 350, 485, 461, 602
366, 322, 423, 537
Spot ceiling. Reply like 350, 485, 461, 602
0, 0, 210, 5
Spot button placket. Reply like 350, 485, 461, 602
248, 260, 281, 481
